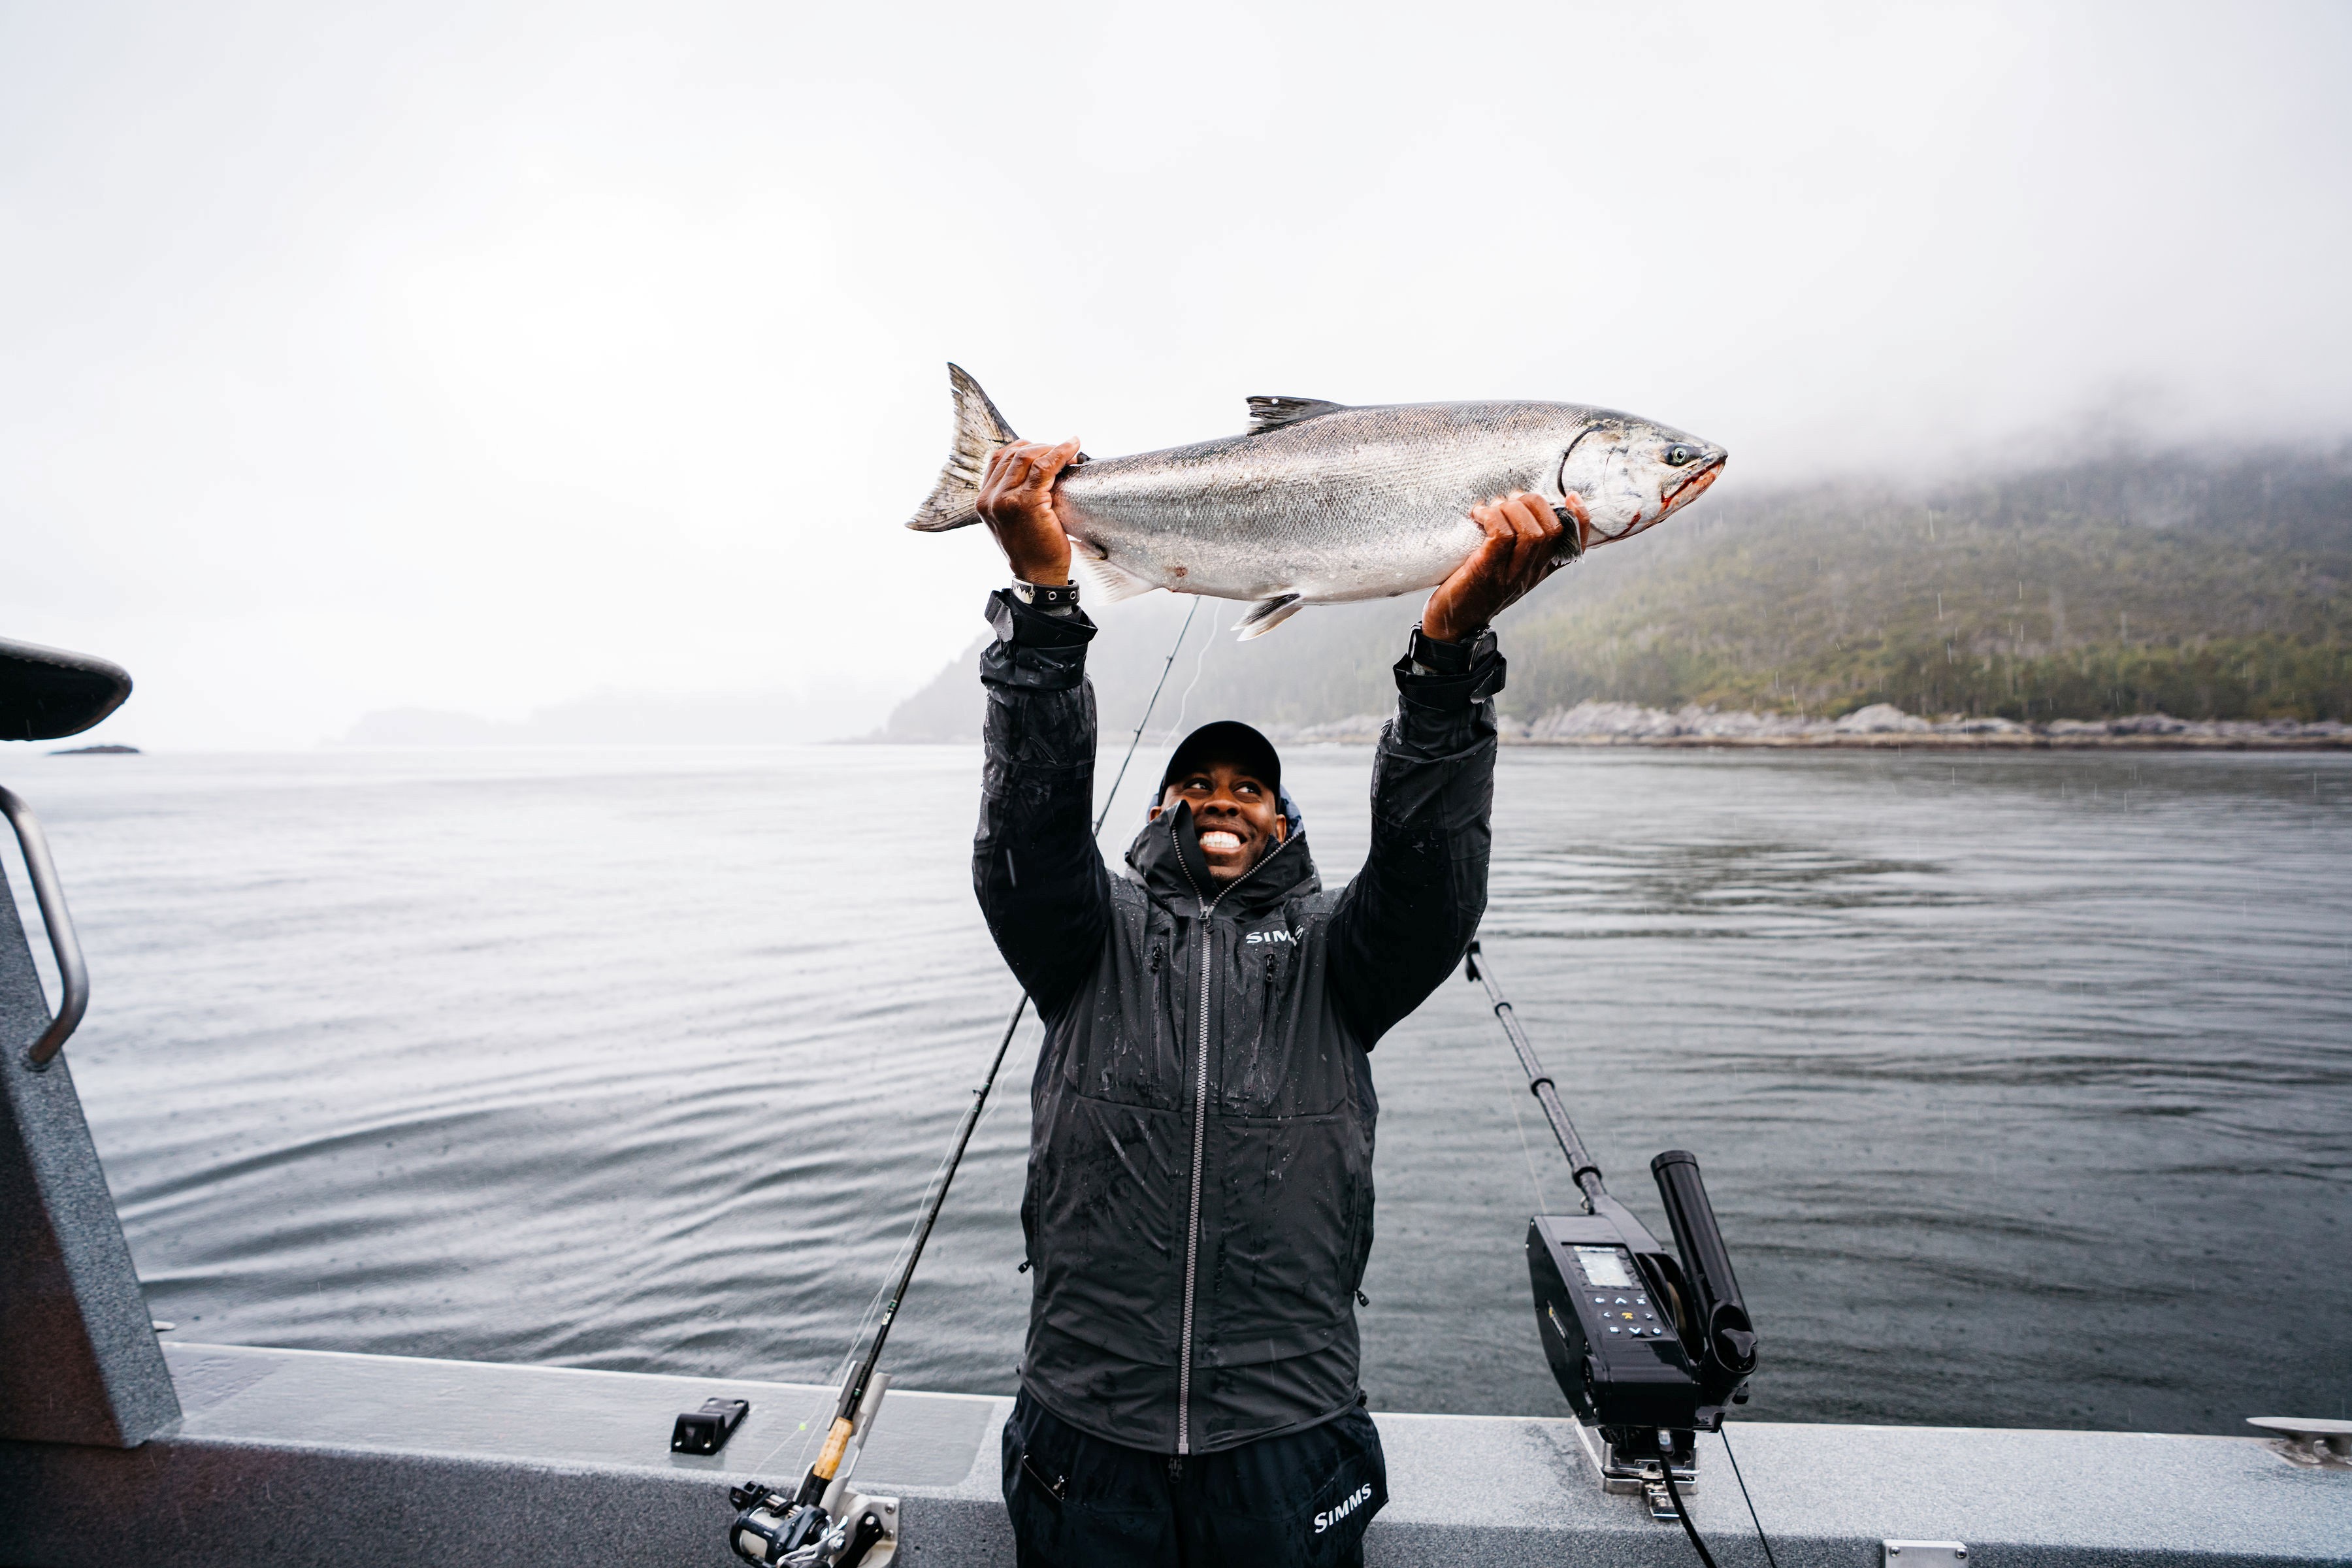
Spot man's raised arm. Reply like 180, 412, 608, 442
971, 439, 1113, 1018
1329, 491, 1577, 1045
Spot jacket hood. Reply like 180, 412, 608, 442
1125, 799, 1321, 916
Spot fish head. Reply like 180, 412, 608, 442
1551, 412, 1727, 547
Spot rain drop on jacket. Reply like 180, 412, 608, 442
974, 589, 1499, 1456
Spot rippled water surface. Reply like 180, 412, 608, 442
8, 744, 2348, 1434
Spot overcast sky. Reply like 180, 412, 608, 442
5, 0, 2348, 748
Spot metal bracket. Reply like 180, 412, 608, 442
0, 785, 89, 1068
1884, 1544, 1969, 1566
673, 1397, 751, 1454
2248, 1416, 2352, 1469
827, 1488, 898, 1568
1568, 1420, 1697, 1523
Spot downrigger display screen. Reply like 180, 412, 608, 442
1575, 1246, 1637, 1288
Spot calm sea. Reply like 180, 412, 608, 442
7, 743, 2348, 1435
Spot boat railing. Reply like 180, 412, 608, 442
0, 784, 88, 1068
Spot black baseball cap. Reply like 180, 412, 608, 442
1156, 721, 1282, 797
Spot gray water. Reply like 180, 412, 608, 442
7, 744, 2349, 1435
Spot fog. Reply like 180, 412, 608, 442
5, 0, 2347, 748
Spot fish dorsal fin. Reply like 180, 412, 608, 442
1246, 396, 1347, 433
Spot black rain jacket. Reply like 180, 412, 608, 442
974, 590, 1499, 1456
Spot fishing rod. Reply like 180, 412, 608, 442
1464, 938, 1763, 1564
726, 599, 1203, 1568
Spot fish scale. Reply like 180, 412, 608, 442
907, 365, 1725, 638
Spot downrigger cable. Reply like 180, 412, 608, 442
726, 600, 1203, 1567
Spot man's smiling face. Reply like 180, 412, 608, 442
1152, 758, 1287, 885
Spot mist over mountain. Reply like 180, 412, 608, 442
877, 446, 2352, 743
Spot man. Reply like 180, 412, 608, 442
972, 436, 1569, 1567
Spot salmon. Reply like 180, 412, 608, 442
907, 364, 1725, 638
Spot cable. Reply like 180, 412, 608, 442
1658, 1451, 1719, 1568
1719, 1425, 1779, 1568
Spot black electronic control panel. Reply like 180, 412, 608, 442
1528, 1213, 1725, 1432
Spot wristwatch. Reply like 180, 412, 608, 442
1011, 578, 1081, 616
1407, 623, 1497, 677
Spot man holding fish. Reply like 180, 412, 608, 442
967, 453, 1542, 1568
939, 368, 1724, 1566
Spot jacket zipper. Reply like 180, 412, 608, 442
1169, 831, 1284, 1456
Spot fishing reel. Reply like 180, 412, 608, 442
725, 1375, 898, 1567
727, 1479, 895, 1568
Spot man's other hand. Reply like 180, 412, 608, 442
1421, 491, 1584, 643
977, 438, 1083, 586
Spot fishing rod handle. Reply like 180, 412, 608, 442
820, 1373, 891, 1516
813, 1418, 854, 1482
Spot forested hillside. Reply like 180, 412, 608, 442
879, 448, 2352, 740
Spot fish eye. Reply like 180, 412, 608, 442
1664, 444, 1696, 467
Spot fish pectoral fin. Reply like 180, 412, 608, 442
1070, 549, 1158, 604
1233, 594, 1306, 640
1244, 396, 1348, 433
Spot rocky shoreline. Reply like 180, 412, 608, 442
1274, 701, 2352, 750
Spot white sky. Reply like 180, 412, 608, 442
5, 0, 2348, 747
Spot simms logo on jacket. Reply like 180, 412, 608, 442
1313, 1482, 1374, 1534
1245, 928, 1295, 945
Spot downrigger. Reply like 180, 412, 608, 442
1465, 939, 1761, 1548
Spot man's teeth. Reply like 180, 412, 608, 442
1200, 830, 1243, 851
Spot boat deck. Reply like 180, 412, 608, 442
3, 1342, 2345, 1565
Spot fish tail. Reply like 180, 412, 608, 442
905, 363, 1020, 531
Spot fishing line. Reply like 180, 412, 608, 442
815, 1096, 974, 1408
1165, 602, 1221, 751
1098, 597, 1201, 835
747, 599, 1205, 1482
766, 1112, 970, 1477
1507, 1087, 1551, 1215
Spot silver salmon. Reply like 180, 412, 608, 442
907, 365, 1726, 638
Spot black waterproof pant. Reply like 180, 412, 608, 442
1002, 1389, 1388, 1568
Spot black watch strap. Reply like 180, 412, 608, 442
1011, 579, 1081, 615
1407, 625, 1497, 676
